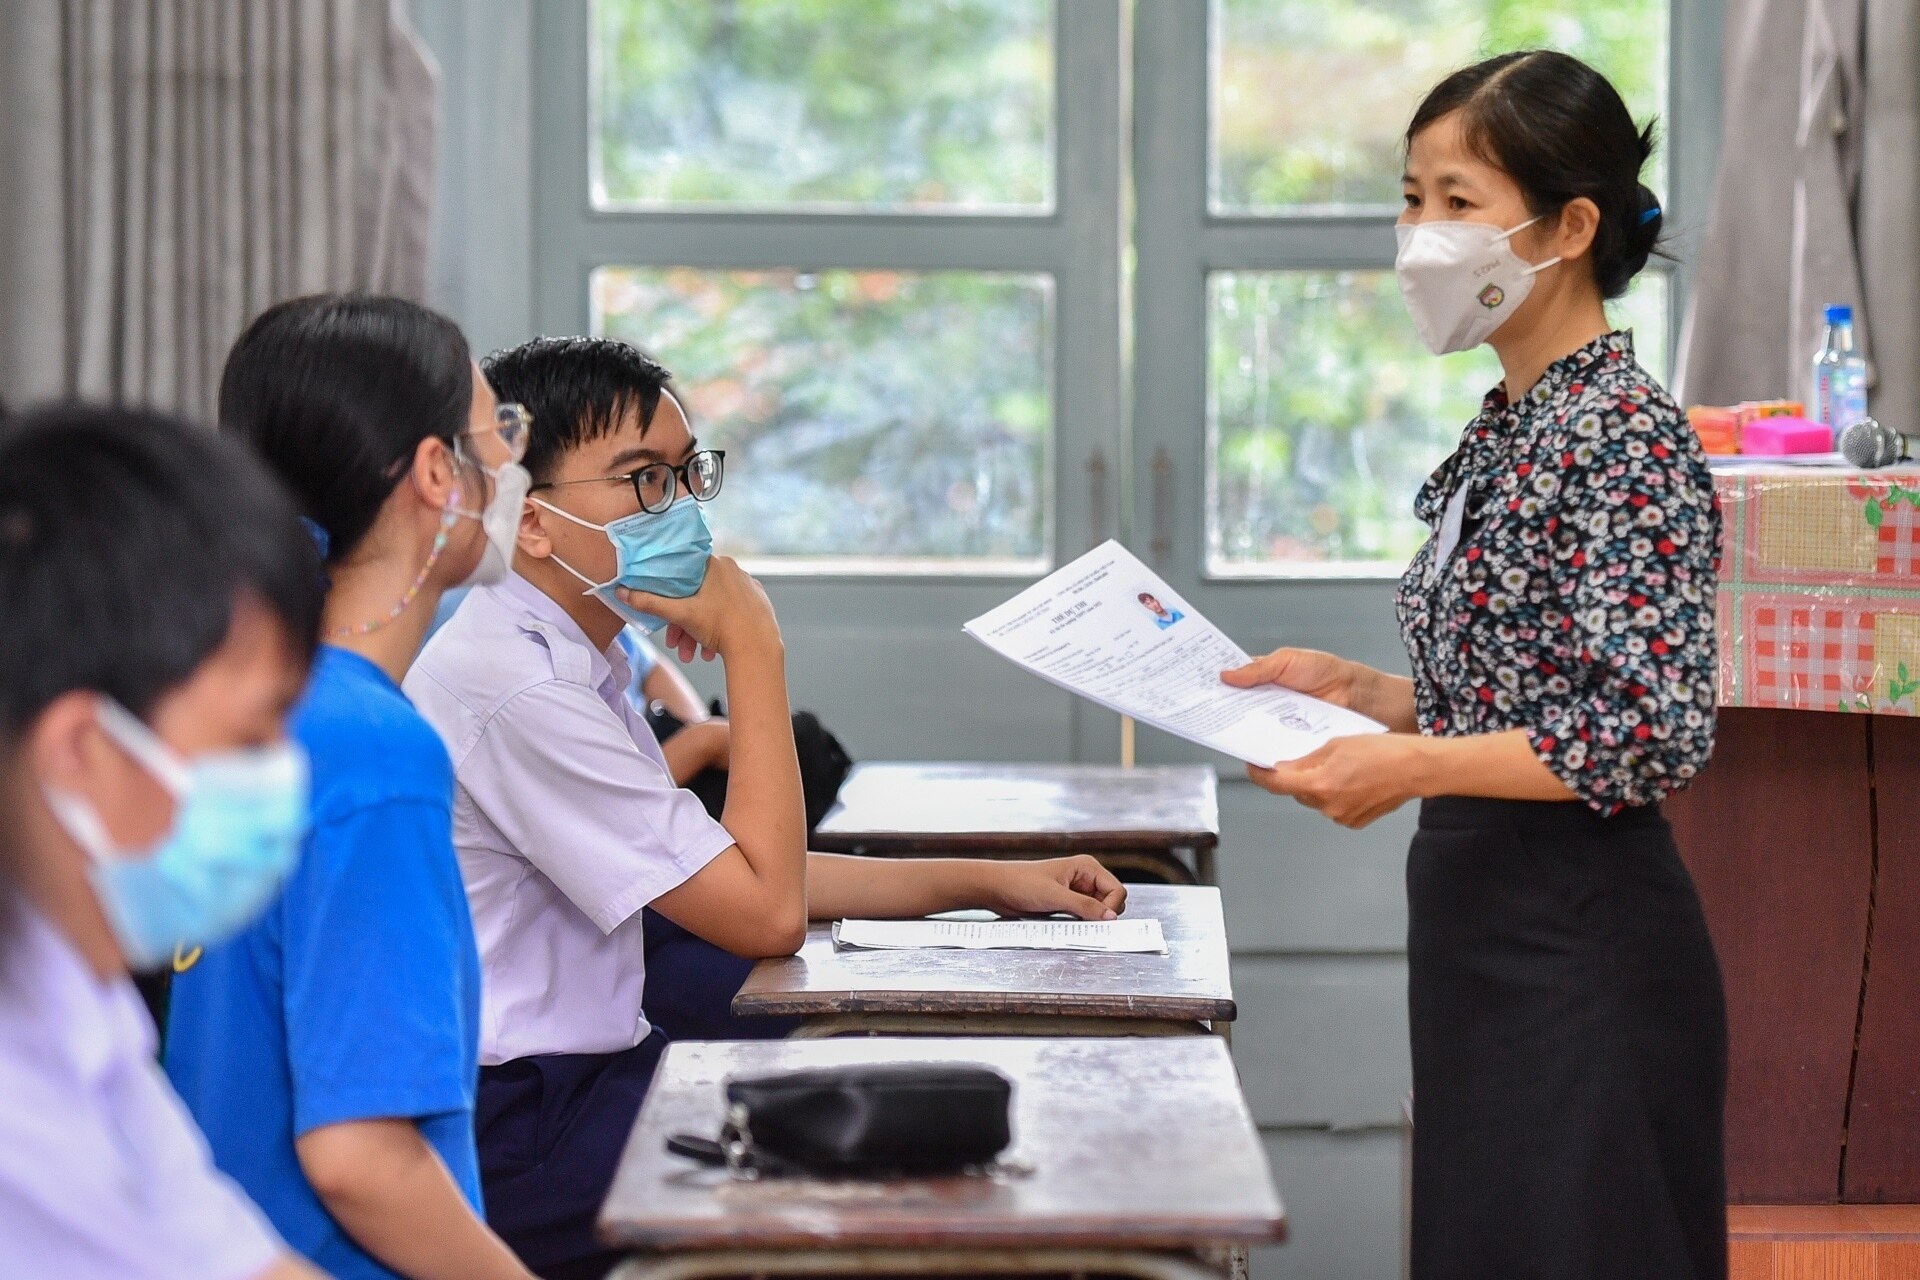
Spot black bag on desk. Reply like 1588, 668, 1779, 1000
667, 1063, 1014, 1177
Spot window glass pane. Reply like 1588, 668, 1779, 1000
1212, 0, 1670, 213
1206, 269, 1673, 576
593, 268, 1053, 571
592, 0, 1055, 212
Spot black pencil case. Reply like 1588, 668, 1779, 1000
666, 1062, 1014, 1177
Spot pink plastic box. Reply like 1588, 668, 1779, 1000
1740, 415, 1833, 456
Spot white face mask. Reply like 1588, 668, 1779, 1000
452, 453, 532, 588
1394, 217, 1562, 355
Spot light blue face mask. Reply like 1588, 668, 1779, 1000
43, 698, 311, 971
532, 494, 714, 633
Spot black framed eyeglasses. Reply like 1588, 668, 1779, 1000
532, 448, 726, 515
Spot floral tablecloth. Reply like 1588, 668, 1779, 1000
1716, 465, 1920, 715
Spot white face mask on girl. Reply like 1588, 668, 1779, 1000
451, 454, 532, 589
1393, 217, 1562, 355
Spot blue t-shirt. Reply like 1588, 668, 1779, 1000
165, 646, 483, 1280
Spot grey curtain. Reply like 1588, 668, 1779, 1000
0, 0, 438, 419
1677, 0, 1920, 426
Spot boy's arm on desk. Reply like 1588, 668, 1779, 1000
806, 853, 1127, 922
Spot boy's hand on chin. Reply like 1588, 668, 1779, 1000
620, 556, 781, 662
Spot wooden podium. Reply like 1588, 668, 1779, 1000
1665, 464, 1920, 1272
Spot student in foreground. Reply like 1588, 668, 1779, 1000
165, 295, 539, 1280
407, 336, 1128, 1279
0, 404, 325, 1279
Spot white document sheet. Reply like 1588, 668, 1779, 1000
832, 917, 1168, 954
964, 540, 1385, 767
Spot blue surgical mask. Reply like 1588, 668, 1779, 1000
42, 698, 310, 970
533, 495, 714, 633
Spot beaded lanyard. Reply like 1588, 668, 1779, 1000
323, 490, 460, 640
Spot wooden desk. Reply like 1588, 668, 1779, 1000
600, 1036, 1284, 1279
813, 762, 1222, 885
732, 885, 1235, 1038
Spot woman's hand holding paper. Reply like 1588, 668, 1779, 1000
1223, 647, 1419, 734
1245, 733, 1437, 829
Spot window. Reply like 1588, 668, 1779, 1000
541, 1, 1709, 587
593, 266, 1053, 569
540, 0, 1105, 576
1206, 271, 1670, 574
1211, 0, 1669, 213
593, 0, 1055, 212
1198, 0, 1677, 577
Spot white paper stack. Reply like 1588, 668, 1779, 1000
964, 540, 1384, 767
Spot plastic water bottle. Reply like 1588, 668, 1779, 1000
1814, 304, 1869, 435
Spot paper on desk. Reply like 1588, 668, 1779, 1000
832, 917, 1168, 954
964, 540, 1385, 767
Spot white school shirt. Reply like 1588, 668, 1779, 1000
0, 901, 284, 1280
406, 572, 735, 1065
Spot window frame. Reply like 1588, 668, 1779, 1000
531, 0, 1126, 582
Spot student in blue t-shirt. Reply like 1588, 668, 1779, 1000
164, 296, 539, 1280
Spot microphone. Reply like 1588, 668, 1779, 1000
1840, 418, 1910, 468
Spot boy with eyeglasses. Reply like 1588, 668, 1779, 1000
405, 336, 1127, 1280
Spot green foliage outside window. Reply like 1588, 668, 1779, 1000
594, 0, 1054, 209
594, 268, 1053, 565
1213, 0, 1669, 211
1208, 271, 1669, 571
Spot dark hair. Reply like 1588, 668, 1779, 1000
1407, 50, 1663, 300
482, 337, 674, 485
0, 403, 323, 744
220, 294, 474, 563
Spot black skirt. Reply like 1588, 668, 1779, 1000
1408, 796, 1728, 1280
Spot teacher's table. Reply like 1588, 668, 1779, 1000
601, 1036, 1284, 1280
732, 884, 1234, 1039
813, 762, 1221, 885
1665, 464, 1920, 1269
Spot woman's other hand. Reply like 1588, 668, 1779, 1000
1247, 733, 1437, 829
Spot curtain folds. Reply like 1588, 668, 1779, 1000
0, 0, 437, 418
1678, 0, 1920, 428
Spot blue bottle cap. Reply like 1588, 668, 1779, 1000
1826, 304, 1853, 324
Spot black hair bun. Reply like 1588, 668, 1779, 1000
1594, 182, 1662, 299
1630, 182, 1664, 249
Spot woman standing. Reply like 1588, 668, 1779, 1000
1226, 52, 1726, 1279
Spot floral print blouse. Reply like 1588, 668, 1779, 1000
1395, 331, 1721, 813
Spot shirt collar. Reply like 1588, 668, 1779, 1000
1479, 329, 1637, 418
1, 900, 153, 1087
485, 571, 627, 693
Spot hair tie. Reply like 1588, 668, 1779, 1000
300, 517, 331, 558
1639, 204, 1662, 226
